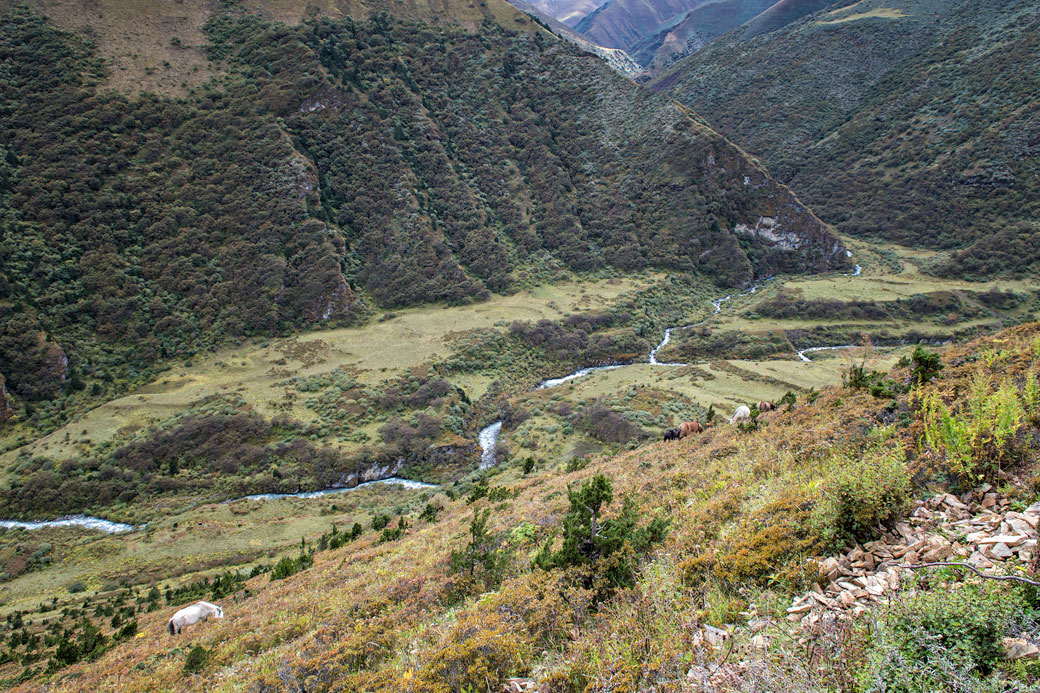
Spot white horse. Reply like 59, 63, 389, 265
168, 601, 223, 635
729, 405, 751, 425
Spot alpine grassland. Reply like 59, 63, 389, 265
1, 324, 1038, 690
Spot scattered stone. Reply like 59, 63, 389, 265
1003, 638, 1040, 661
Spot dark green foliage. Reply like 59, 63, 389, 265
418, 503, 440, 523
466, 479, 489, 505
379, 517, 409, 543
816, 447, 910, 549
165, 570, 245, 604
0, 5, 843, 424
183, 644, 209, 674
843, 362, 903, 399
910, 345, 943, 386
864, 582, 1024, 690
571, 402, 647, 445
777, 391, 797, 411
371, 513, 390, 531
0, 7, 364, 423
535, 473, 669, 590
0, 412, 347, 516
449, 509, 511, 591
657, 1, 1040, 278
271, 548, 314, 581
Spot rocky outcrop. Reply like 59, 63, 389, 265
338, 443, 479, 487
0, 374, 13, 424
785, 487, 1039, 631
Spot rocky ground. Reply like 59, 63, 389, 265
777, 486, 1040, 665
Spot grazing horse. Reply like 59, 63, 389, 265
663, 428, 680, 442
729, 405, 751, 425
678, 421, 704, 438
757, 401, 774, 412
168, 601, 223, 635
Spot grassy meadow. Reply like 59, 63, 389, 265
4, 322, 1038, 691
0, 240, 1037, 688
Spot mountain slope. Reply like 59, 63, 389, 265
524, 0, 607, 25
653, 0, 1040, 277
573, 0, 710, 49
629, 0, 778, 68
0, 6, 846, 435
19, 322, 1040, 691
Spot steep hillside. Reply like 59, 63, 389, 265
573, 0, 709, 49
524, 0, 606, 25
629, 0, 778, 68
654, 0, 1040, 278
15, 0, 532, 95
506, 0, 644, 75
0, 5, 847, 444
10, 323, 1040, 691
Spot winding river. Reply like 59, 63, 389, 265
1, 478, 439, 534
4, 259, 861, 529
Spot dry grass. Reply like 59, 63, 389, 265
16, 0, 534, 97
8, 322, 1040, 691
23, 0, 218, 96
0, 274, 658, 467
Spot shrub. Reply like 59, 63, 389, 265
417, 612, 528, 692
67, 581, 86, 594
815, 444, 909, 549
712, 493, 820, 589
449, 509, 510, 592
271, 548, 314, 580
860, 582, 1019, 691
183, 644, 209, 674
921, 374, 1027, 479
910, 344, 943, 385
535, 473, 669, 591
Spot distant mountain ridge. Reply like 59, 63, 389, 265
653, 0, 1040, 277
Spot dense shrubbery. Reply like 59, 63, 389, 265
661, 2, 1040, 278
748, 289, 975, 323
0, 3, 840, 428
921, 371, 1030, 480
860, 582, 1030, 691
570, 402, 647, 445
0, 412, 347, 516
815, 444, 910, 549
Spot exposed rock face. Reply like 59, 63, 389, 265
0, 374, 13, 424
338, 443, 479, 487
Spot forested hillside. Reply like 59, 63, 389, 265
0, 4, 846, 433
653, 0, 1040, 277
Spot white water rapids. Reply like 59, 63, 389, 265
478, 421, 503, 468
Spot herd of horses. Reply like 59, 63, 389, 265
663, 401, 774, 441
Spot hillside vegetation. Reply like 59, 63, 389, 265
653, 0, 1040, 278
0, 3, 847, 446
5, 323, 1039, 690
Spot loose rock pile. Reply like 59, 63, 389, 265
785, 486, 1040, 658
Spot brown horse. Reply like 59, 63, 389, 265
757, 401, 774, 412
678, 421, 704, 438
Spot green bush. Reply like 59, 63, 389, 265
184, 644, 209, 674
860, 582, 1020, 691
534, 473, 669, 591
910, 345, 943, 386
449, 509, 510, 592
816, 444, 910, 549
